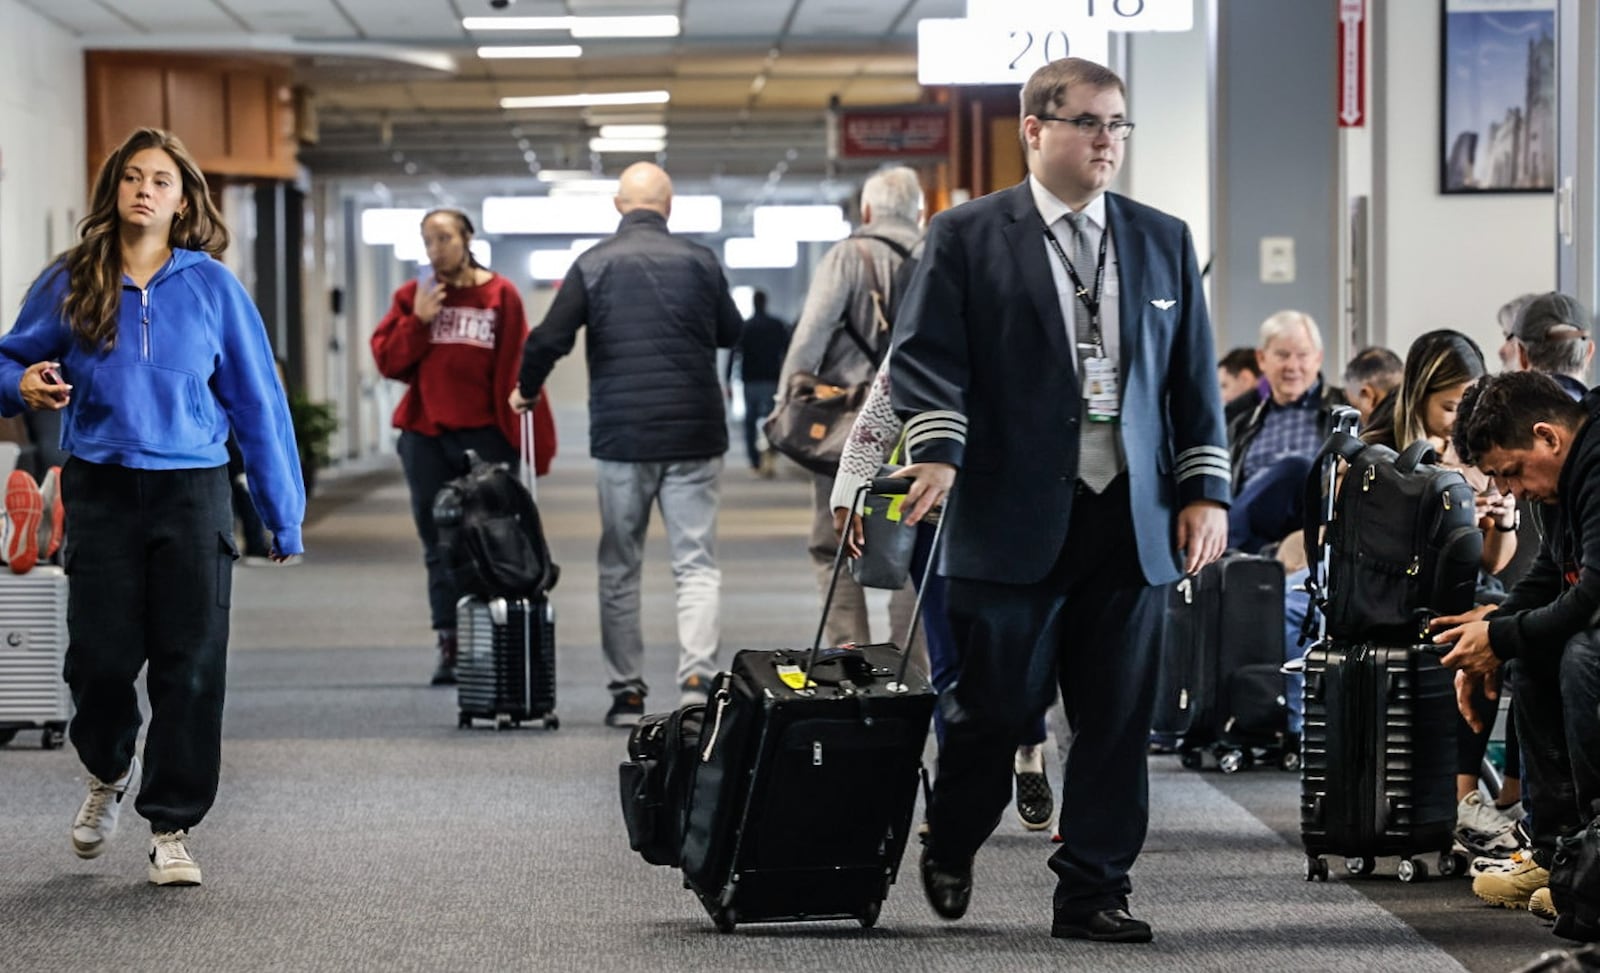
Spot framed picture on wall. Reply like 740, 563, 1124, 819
1440, 0, 1556, 194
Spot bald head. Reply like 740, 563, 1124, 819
615, 162, 673, 217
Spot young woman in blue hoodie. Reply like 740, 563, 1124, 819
0, 128, 305, 887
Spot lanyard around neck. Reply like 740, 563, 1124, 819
1043, 220, 1110, 352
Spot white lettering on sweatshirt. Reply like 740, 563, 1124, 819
430, 306, 497, 349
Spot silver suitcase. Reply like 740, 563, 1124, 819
0, 567, 70, 749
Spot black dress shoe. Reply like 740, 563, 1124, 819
919, 848, 973, 920
1051, 908, 1153, 943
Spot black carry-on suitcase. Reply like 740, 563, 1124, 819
1299, 641, 1459, 881
1298, 406, 1463, 882
677, 476, 938, 932
1161, 552, 1294, 773
456, 594, 559, 730
451, 412, 560, 730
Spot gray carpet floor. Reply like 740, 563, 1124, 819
0, 429, 1571, 972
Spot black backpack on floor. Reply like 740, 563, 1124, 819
1303, 433, 1481, 644
619, 704, 706, 867
433, 452, 559, 600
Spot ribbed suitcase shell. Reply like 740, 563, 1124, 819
0, 568, 70, 748
1300, 642, 1456, 879
680, 644, 936, 931
1156, 553, 1288, 764
455, 595, 557, 729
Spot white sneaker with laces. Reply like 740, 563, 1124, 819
1471, 850, 1531, 878
1457, 791, 1524, 856
148, 830, 202, 886
71, 756, 138, 859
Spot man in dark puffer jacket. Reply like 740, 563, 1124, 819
512, 162, 743, 727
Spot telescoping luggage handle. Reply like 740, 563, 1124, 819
518, 408, 537, 501
1299, 405, 1362, 647
804, 476, 943, 695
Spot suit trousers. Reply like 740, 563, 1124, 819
60, 459, 235, 833
926, 475, 1165, 916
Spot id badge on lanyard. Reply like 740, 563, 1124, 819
1083, 351, 1120, 422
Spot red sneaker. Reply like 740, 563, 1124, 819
4, 470, 42, 573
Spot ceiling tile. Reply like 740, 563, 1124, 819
14, 0, 133, 34
89, 0, 244, 33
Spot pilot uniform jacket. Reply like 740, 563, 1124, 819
890, 182, 1231, 588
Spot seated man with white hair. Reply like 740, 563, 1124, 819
1224, 310, 1347, 552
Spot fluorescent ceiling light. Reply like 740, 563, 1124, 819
597, 124, 667, 140
724, 237, 798, 270
477, 45, 582, 59
548, 179, 621, 196
529, 249, 577, 281
501, 90, 670, 110
361, 208, 428, 246
752, 205, 850, 243
463, 15, 680, 38
536, 169, 599, 183
483, 195, 722, 235
588, 137, 666, 153
570, 239, 603, 254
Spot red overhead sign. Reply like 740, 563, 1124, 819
836, 107, 951, 159
1338, 0, 1365, 127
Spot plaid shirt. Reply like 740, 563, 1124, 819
1240, 381, 1326, 485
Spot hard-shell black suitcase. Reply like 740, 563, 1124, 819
456, 595, 559, 730
679, 643, 935, 931
1158, 552, 1294, 773
1299, 642, 1459, 882
674, 475, 937, 933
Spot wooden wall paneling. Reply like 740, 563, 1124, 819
228, 72, 272, 163
165, 67, 229, 165
90, 62, 165, 171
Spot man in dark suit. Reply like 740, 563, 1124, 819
890, 58, 1231, 943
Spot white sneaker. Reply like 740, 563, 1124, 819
148, 831, 202, 886
1496, 800, 1527, 826
1457, 791, 1525, 856
1471, 849, 1532, 878
71, 757, 138, 859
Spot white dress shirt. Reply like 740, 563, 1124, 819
1028, 174, 1121, 379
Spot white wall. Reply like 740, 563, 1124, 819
1125, 0, 1211, 265
1374, 0, 1555, 360
0, 0, 84, 325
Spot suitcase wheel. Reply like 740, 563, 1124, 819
457, 714, 472, 730
495, 714, 512, 731
1179, 749, 1204, 771
1218, 749, 1252, 775
543, 715, 561, 730
1397, 858, 1429, 883
1305, 856, 1329, 882
1343, 856, 1375, 877
1437, 851, 1468, 879
711, 907, 737, 934
40, 726, 64, 750
857, 900, 881, 929
0, 728, 16, 748
1278, 749, 1302, 773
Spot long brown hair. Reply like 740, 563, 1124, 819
40, 128, 229, 351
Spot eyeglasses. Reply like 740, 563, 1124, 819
1036, 114, 1135, 141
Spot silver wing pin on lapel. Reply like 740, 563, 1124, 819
1150, 299, 1176, 310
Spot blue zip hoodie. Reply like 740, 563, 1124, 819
0, 248, 305, 555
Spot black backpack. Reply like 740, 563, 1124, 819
1552, 804, 1600, 943
432, 452, 559, 600
1303, 433, 1482, 644
618, 703, 706, 867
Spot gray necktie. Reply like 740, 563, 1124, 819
1062, 211, 1124, 493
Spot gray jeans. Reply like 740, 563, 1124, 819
597, 457, 723, 697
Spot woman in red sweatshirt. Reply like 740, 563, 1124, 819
371, 209, 555, 685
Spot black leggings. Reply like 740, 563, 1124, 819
1456, 679, 1521, 784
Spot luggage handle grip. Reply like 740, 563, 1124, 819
806, 480, 944, 692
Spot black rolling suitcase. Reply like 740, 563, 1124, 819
1160, 553, 1294, 773
676, 476, 938, 932
442, 413, 560, 730
1299, 641, 1458, 881
456, 595, 559, 730
1297, 407, 1472, 882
